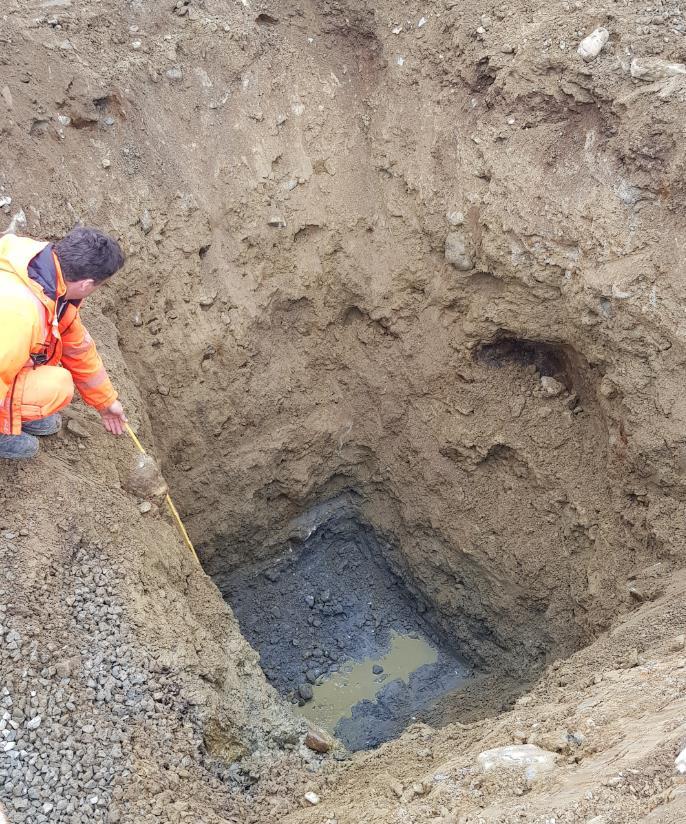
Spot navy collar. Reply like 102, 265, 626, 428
27, 245, 81, 318
27, 245, 58, 301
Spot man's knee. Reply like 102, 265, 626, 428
38, 366, 74, 410
53, 368, 75, 407
19, 366, 74, 422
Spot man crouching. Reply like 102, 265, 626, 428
0, 227, 127, 460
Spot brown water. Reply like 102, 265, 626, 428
297, 631, 439, 734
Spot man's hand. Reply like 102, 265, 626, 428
99, 400, 127, 436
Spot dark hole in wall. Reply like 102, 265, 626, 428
475, 335, 575, 388
256, 13, 279, 25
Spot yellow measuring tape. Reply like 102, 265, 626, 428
124, 423, 200, 564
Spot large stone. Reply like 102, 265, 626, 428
444, 232, 473, 271
577, 28, 609, 62
66, 418, 91, 439
124, 454, 168, 500
477, 744, 557, 779
630, 57, 686, 82
304, 727, 333, 753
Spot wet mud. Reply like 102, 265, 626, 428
216, 515, 472, 750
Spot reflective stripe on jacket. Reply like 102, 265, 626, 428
0, 234, 117, 434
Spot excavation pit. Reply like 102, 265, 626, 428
214, 512, 472, 751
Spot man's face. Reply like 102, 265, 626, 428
63, 278, 99, 300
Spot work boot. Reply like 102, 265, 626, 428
0, 433, 40, 460
22, 413, 62, 437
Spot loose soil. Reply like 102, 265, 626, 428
1, 0, 686, 822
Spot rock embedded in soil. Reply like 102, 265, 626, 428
124, 454, 168, 500
66, 418, 90, 438
444, 232, 473, 271
304, 727, 333, 753
630, 57, 686, 81
477, 744, 557, 778
540, 376, 565, 397
577, 27, 609, 61
139, 209, 153, 234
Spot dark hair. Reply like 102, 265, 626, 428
55, 227, 125, 283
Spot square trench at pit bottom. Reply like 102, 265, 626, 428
214, 517, 473, 751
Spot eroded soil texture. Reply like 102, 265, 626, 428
215, 514, 472, 750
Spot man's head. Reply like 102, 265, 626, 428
55, 227, 125, 300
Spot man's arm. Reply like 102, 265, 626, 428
60, 310, 127, 434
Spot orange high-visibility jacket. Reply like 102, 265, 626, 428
0, 234, 117, 435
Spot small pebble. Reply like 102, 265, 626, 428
26, 715, 41, 730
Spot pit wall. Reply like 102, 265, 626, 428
116, 0, 685, 681
2, 0, 685, 686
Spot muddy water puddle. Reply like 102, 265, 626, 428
297, 631, 439, 732
215, 511, 473, 750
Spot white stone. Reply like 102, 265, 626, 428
477, 744, 556, 778
26, 715, 41, 730
445, 232, 473, 271
540, 376, 565, 397
140, 209, 153, 234
577, 28, 609, 62
304, 791, 320, 805
630, 57, 686, 82
675, 744, 686, 773
7, 210, 27, 233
